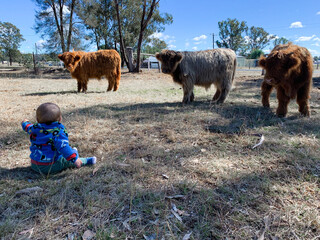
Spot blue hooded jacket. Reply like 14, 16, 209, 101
21, 121, 78, 165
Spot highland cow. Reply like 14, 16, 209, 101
155, 49, 237, 104
58, 49, 121, 93
259, 43, 313, 117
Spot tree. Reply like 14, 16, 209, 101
114, 0, 172, 72
114, 0, 130, 68
246, 26, 275, 52
134, 0, 160, 72
248, 49, 264, 59
34, 0, 84, 53
77, 0, 116, 50
143, 37, 167, 54
216, 18, 248, 53
0, 22, 25, 65
273, 37, 289, 47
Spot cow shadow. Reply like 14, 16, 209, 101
206, 103, 320, 137
313, 77, 320, 89
67, 100, 211, 122
23, 90, 107, 96
64, 99, 319, 137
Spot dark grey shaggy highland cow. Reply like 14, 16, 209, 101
156, 49, 237, 104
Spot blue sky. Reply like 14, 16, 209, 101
1, 0, 320, 56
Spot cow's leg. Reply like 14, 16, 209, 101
82, 79, 88, 93
216, 81, 231, 104
77, 80, 82, 93
276, 86, 290, 117
182, 83, 194, 104
190, 91, 194, 102
113, 67, 121, 91
261, 81, 273, 108
212, 88, 221, 102
296, 83, 311, 117
106, 74, 114, 92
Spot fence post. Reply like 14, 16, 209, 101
126, 47, 134, 72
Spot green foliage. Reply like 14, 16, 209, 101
118, 0, 173, 50
216, 18, 248, 53
21, 53, 33, 68
248, 49, 264, 59
0, 21, 25, 65
246, 26, 275, 52
34, 0, 85, 53
77, 0, 115, 50
273, 37, 289, 47
143, 37, 167, 54
77, 0, 172, 53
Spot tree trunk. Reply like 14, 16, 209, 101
51, 0, 66, 53
114, 0, 130, 70
133, 0, 159, 72
66, 0, 76, 52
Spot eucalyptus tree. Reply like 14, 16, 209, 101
246, 26, 275, 52
0, 21, 25, 65
34, 0, 85, 53
114, 0, 172, 72
216, 18, 248, 53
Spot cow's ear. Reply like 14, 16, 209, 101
74, 54, 81, 62
58, 54, 63, 60
155, 53, 161, 61
259, 57, 266, 68
175, 52, 183, 62
286, 54, 300, 68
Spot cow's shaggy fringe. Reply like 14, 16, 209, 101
259, 43, 313, 117
156, 49, 237, 104
58, 49, 121, 93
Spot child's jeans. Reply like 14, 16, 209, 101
31, 157, 83, 175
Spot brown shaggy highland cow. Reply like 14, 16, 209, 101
58, 49, 121, 93
259, 43, 313, 117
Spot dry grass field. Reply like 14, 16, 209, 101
0, 67, 320, 239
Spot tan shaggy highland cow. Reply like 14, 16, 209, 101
156, 49, 237, 104
259, 43, 313, 117
58, 49, 121, 93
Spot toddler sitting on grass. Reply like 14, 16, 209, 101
21, 102, 96, 175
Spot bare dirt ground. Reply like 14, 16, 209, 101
0, 68, 320, 239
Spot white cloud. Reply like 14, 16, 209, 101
313, 37, 320, 42
36, 40, 46, 48
308, 48, 319, 55
150, 32, 172, 41
317, 11, 320, 15
192, 46, 198, 51
295, 35, 316, 42
263, 49, 271, 54
289, 21, 303, 28
46, 5, 70, 15
312, 43, 320, 47
168, 44, 176, 49
193, 35, 207, 41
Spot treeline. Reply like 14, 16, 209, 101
2, 2, 319, 71
1, 0, 172, 72
216, 18, 290, 59
33, 0, 173, 72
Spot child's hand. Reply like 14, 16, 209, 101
74, 158, 82, 168
22, 119, 29, 124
